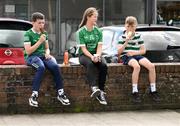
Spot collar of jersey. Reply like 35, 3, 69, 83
84, 25, 95, 31
123, 32, 138, 39
31, 28, 41, 34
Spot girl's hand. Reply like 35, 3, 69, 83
91, 54, 100, 63
94, 54, 101, 62
91, 56, 98, 63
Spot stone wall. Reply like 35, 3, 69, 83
0, 63, 180, 114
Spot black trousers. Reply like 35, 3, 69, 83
79, 55, 107, 91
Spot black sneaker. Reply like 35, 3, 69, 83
57, 93, 70, 105
96, 91, 107, 105
150, 91, 161, 102
132, 92, 141, 103
90, 86, 101, 98
29, 95, 38, 107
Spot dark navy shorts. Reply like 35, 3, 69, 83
121, 55, 145, 65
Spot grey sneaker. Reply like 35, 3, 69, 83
57, 93, 70, 105
29, 95, 38, 107
90, 86, 101, 98
96, 91, 107, 105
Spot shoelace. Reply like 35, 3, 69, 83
32, 96, 37, 101
60, 94, 67, 99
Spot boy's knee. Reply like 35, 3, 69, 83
52, 64, 59, 70
133, 64, 140, 71
37, 65, 45, 72
149, 63, 155, 70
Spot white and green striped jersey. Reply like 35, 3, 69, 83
118, 32, 144, 54
76, 26, 102, 55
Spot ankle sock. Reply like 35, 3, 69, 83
132, 84, 138, 93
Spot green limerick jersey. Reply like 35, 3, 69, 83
76, 26, 103, 55
118, 32, 144, 55
24, 28, 48, 59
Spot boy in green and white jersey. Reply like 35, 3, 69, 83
24, 12, 70, 107
118, 16, 161, 103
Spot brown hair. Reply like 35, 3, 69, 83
125, 16, 138, 26
31, 12, 45, 22
79, 7, 98, 28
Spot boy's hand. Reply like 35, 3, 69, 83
126, 31, 133, 41
39, 34, 46, 43
45, 53, 52, 59
127, 51, 136, 56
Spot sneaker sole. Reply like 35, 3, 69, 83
57, 96, 71, 106
29, 98, 38, 107
90, 90, 101, 98
96, 97, 107, 105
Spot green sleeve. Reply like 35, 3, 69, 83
24, 31, 30, 42
45, 32, 48, 40
98, 29, 102, 42
76, 30, 85, 45
138, 35, 144, 45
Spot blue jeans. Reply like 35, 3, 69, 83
26, 55, 63, 92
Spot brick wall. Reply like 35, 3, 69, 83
0, 63, 180, 114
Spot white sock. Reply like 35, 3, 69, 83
91, 86, 98, 91
58, 89, 64, 95
132, 84, 138, 93
32, 91, 38, 97
150, 83, 156, 92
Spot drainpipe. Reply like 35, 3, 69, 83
102, 0, 105, 26
56, 0, 62, 56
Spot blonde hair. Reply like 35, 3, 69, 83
79, 7, 98, 28
125, 16, 138, 26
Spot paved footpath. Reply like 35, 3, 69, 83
0, 109, 180, 126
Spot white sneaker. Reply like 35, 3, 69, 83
90, 86, 101, 98
96, 91, 107, 105
57, 93, 70, 105
29, 95, 38, 107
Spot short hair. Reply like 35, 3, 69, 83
125, 16, 137, 26
31, 12, 45, 22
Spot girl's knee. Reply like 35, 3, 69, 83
101, 63, 107, 69
87, 62, 95, 68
